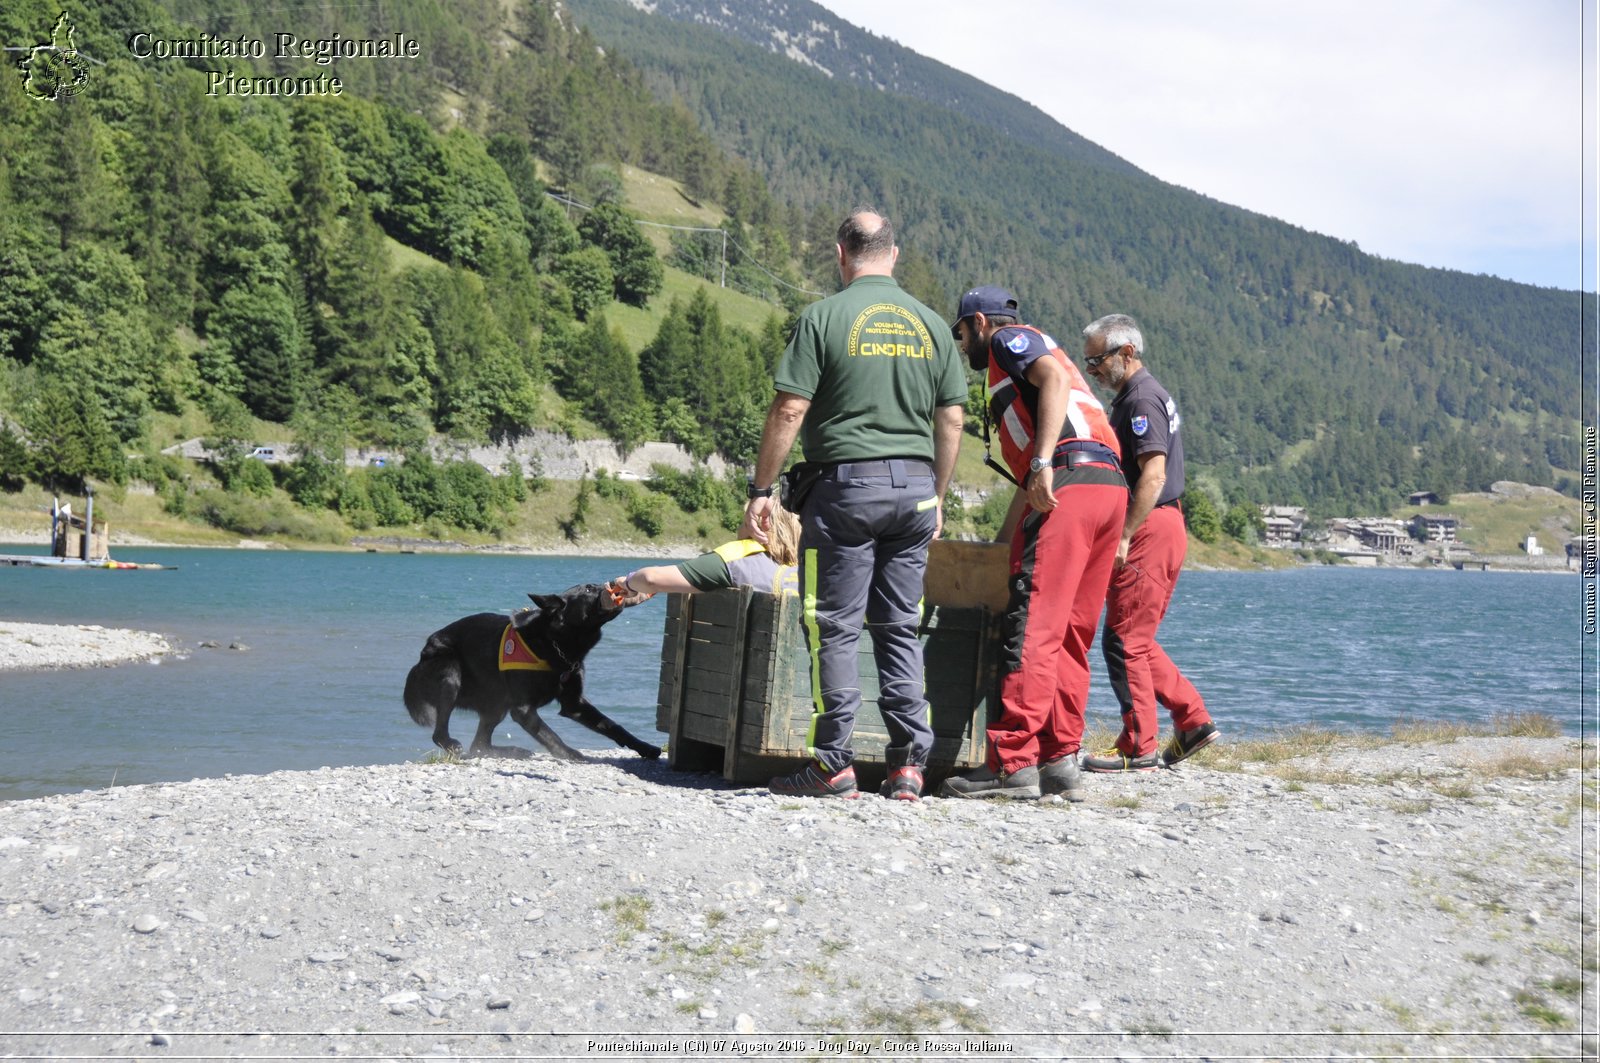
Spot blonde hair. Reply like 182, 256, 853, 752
766, 502, 801, 568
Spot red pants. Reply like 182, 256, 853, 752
1102, 505, 1210, 756
990, 482, 1126, 773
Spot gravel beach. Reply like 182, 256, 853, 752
0, 621, 170, 672
0, 733, 1592, 1061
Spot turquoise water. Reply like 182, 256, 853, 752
0, 547, 1585, 800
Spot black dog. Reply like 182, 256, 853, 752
404, 582, 662, 761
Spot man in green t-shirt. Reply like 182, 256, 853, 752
741, 209, 967, 802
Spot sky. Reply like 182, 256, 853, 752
816, 0, 1594, 292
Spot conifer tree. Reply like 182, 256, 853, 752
577, 203, 663, 305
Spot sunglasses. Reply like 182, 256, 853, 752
1084, 344, 1124, 369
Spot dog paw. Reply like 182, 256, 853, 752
638, 745, 664, 760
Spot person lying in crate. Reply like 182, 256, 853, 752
606, 505, 801, 606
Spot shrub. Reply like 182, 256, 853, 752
970, 492, 1012, 540
561, 474, 591, 542
160, 478, 188, 517
439, 459, 504, 532
524, 453, 549, 494
191, 489, 344, 543
1221, 503, 1264, 544
628, 492, 665, 536
0, 427, 31, 490
363, 468, 415, 526
227, 457, 276, 498
556, 246, 614, 321
943, 489, 965, 526
284, 452, 345, 509
1183, 491, 1222, 544
498, 458, 527, 505
126, 452, 187, 490
593, 468, 633, 502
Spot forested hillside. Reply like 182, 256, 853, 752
0, 0, 802, 536
566, 0, 1587, 512
0, 0, 1584, 544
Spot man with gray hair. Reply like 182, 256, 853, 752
741, 209, 967, 801
1081, 314, 1219, 771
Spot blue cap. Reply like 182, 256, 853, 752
952, 285, 1020, 336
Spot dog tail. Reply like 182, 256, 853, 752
403, 631, 455, 728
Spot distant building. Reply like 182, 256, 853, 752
1328, 517, 1408, 555
1408, 491, 1441, 507
1357, 519, 1407, 554
1325, 518, 1362, 553
1259, 505, 1306, 547
1566, 536, 1593, 570
1523, 535, 1544, 556
1410, 513, 1459, 543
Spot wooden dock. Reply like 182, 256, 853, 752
1, 490, 176, 570
0, 554, 172, 570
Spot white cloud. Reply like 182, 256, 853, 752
816, 0, 1591, 289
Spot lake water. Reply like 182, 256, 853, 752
0, 547, 1584, 801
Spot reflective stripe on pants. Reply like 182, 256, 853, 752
799, 470, 938, 772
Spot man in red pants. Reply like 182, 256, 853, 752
940, 287, 1126, 800
1081, 314, 1219, 772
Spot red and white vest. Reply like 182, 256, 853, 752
986, 325, 1120, 485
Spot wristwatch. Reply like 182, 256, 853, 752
1028, 456, 1048, 476
747, 480, 774, 500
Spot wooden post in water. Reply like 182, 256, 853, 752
82, 486, 93, 561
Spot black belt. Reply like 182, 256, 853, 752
1156, 498, 1183, 510
1052, 439, 1121, 469
826, 459, 934, 485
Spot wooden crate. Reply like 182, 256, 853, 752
657, 555, 1007, 784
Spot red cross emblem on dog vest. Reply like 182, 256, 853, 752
499, 623, 554, 672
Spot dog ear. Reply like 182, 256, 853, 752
527, 593, 561, 616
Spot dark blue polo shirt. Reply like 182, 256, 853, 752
1108, 368, 1185, 506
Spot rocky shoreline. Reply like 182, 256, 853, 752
0, 736, 1591, 1060
0, 621, 171, 672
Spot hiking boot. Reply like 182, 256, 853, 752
1162, 722, 1220, 766
938, 764, 1040, 800
1038, 754, 1085, 801
1081, 748, 1162, 773
769, 760, 860, 799
879, 765, 924, 802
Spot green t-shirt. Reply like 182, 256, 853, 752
774, 275, 967, 464
677, 540, 797, 596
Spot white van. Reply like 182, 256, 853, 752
249, 446, 280, 463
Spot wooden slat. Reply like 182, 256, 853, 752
678, 706, 729, 746
924, 540, 1010, 611
686, 620, 741, 645
662, 593, 695, 746
720, 587, 753, 780
662, 580, 996, 779
683, 668, 740, 699
686, 589, 745, 627
683, 641, 743, 675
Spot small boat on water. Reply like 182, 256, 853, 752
0, 489, 175, 571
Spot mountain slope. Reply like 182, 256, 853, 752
567, 0, 1586, 512
605, 0, 1146, 180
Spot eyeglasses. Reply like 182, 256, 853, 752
1084, 344, 1124, 369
